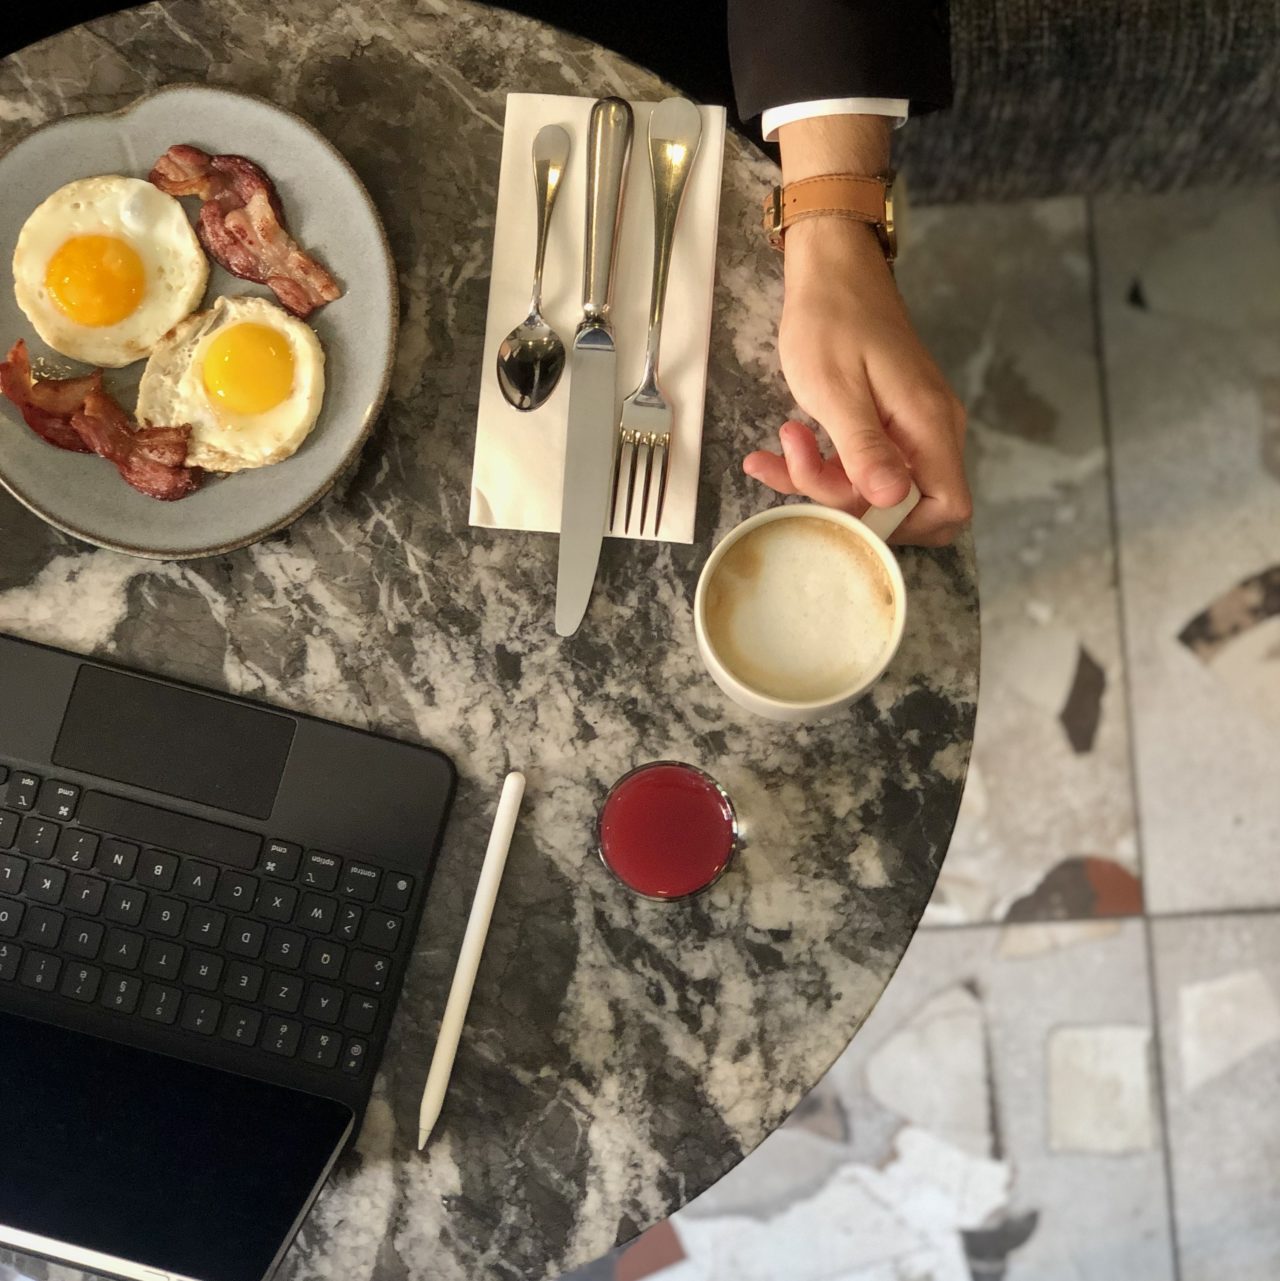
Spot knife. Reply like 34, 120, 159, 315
555, 97, 634, 637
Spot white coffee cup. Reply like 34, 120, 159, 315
694, 486, 919, 722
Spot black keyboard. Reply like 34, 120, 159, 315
0, 762, 416, 1077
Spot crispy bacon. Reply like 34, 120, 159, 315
149, 144, 342, 318
0, 339, 201, 502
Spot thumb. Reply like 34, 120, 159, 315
821, 382, 911, 507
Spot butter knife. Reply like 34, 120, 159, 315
555, 97, 634, 637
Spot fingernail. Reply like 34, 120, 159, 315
867, 465, 906, 495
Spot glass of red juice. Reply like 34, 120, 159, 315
597, 761, 739, 900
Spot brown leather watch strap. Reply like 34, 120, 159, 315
764, 173, 894, 257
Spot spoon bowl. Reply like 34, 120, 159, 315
496, 314, 567, 412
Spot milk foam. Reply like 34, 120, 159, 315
703, 517, 897, 703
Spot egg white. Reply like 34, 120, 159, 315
12, 175, 208, 368
136, 295, 326, 473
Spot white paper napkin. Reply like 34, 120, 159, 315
471, 93, 726, 544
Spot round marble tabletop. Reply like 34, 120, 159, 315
0, 3, 979, 1279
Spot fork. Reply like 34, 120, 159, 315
610, 97, 703, 538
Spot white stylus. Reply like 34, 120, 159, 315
417, 770, 526, 1150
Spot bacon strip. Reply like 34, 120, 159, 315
0, 339, 201, 502
149, 144, 342, 318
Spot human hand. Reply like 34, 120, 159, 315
746, 117, 972, 546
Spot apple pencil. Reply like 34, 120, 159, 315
418, 770, 526, 1150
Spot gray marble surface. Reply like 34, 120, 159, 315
0, 3, 978, 1279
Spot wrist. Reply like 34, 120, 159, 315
778, 114, 891, 183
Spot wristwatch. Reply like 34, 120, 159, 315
763, 172, 897, 262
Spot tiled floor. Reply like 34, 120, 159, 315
561, 184, 1280, 1280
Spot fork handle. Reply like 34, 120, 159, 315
581, 98, 634, 326
641, 98, 703, 384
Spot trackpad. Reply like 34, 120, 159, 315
0, 1011, 351, 1281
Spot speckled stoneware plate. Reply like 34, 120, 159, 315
0, 84, 397, 559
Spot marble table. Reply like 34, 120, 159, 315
0, 3, 979, 1279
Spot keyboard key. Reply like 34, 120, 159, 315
60, 962, 101, 1002
100, 839, 139, 880
0, 811, 18, 849
185, 906, 226, 947
55, 828, 99, 868
141, 982, 180, 1024
380, 873, 413, 912
138, 850, 178, 890
264, 927, 304, 970
344, 995, 379, 1035
261, 840, 301, 880
222, 1006, 262, 1047
226, 918, 265, 959
305, 939, 346, 980
175, 861, 218, 902
65, 920, 104, 959
7, 772, 40, 812
303, 982, 343, 1024
297, 893, 336, 933
104, 928, 143, 969
144, 896, 186, 937
360, 910, 403, 953
341, 1038, 369, 1075
301, 1026, 341, 1068
37, 780, 80, 821
216, 872, 259, 913
26, 864, 66, 906
78, 791, 260, 872
180, 994, 222, 1036
264, 972, 303, 1013
103, 884, 146, 927
184, 951, 223, 992
338, 863, 380, 902
336, 903, 361, 942
21, 905, 63, 948
16, 815, 59, 860
223, 961, 263, 1003
0, 941, 19, 981
260, 884, 297, 923
300, 852, 340, 891
67, 873, 106, 915
142, 938, 184, 981
346, 950, 389, 993
0, 853, 25, 895
100, 973, 141, 1013
262, 1017, 301, 1057
0, 898, 22, 938
21, 949, 60, 990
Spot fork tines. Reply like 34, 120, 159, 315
610, 430, 670, 537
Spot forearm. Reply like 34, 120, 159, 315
778, 113, 891, 183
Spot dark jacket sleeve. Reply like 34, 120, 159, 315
728, 0, 952, 122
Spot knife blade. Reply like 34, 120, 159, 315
555, 97, 634, 637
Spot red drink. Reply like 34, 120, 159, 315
598, 762, 738, 900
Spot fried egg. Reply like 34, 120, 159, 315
13, 175, 208, 368
136, 295, 325, 473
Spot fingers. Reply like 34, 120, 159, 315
820, 378, 913, 508
741, 448, 797, 495
880, 386, 972, 545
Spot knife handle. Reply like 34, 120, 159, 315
581, 97, 634, 325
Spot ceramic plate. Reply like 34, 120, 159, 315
0, 84, 397, 559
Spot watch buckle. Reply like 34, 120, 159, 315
764, 186, 784, 251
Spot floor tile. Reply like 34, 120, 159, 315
1093, 184, 1280, 913
1151, 912, 1280, 1281
896, 198, 1138, 923
590, 920, 1174, 1281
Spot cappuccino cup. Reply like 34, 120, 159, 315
694, 488, 918, 722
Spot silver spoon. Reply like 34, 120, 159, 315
496, 124, 571, 412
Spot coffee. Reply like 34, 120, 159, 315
702, 516, 898, 703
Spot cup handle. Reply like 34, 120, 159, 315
858, 482, 921, 543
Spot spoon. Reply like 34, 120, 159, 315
496, 124, 571, 412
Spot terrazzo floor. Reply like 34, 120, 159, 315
559, 184, 1280, 1281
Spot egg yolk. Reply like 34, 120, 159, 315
45, 234, 146, 328
202, 323, 295, 417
